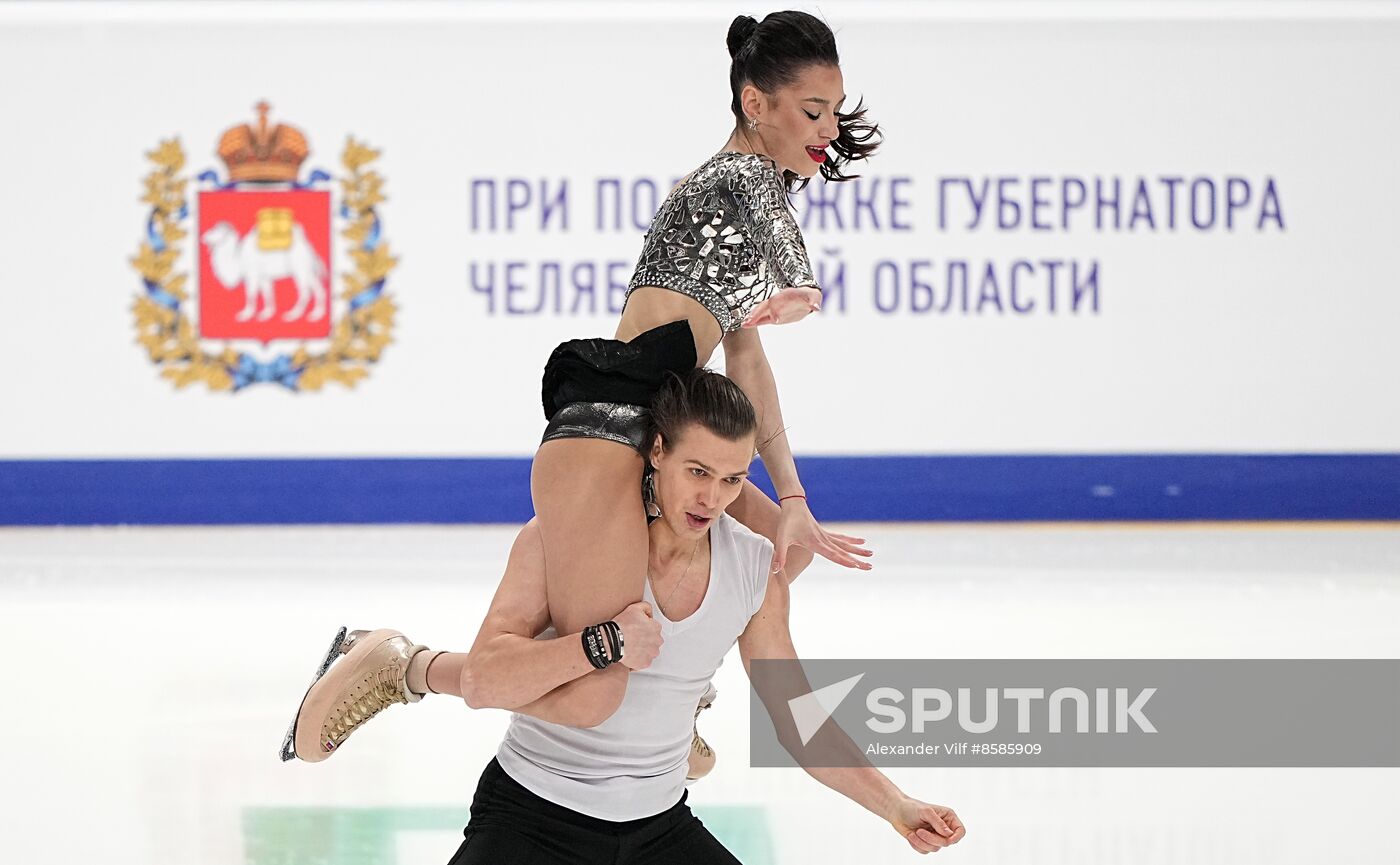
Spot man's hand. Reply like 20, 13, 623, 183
887, 797, 966, 855
614, 601, 663, 670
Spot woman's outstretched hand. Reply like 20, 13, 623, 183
770, 497, 873, 574
741, 286, 822, 328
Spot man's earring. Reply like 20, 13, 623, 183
643, 469, 662, 519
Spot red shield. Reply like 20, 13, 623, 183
197, 189, 332, 341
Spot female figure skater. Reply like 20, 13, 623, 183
282, 10, 883, 763
529, 8, 881, 720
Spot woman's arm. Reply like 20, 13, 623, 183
725, 480, 817, 583
723, 326, 804, 501
723, 326, 873, 574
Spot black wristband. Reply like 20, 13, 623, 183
603, 620, 621, 661
582, 625, 607, 669
582, 621, 623, 669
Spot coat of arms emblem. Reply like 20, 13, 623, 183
131, 102, 398, 391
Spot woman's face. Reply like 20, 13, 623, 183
743, 63, 845, 178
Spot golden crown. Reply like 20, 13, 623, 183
217, 101, 309, 183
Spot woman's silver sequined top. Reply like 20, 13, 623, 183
626, 151, 818, 333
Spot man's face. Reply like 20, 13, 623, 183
650, 423, 756, 539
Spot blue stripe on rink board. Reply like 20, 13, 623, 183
0, 454, 1397, 525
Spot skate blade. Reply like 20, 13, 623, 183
279, 626, 348, 762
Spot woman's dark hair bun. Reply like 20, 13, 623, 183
726, 15, 759, 58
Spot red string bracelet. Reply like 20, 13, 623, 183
778, 494, 807, 504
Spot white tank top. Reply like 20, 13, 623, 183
495, 513, 772, 820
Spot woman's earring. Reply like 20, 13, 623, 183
747, 116, 758, 131
643, 469, 662, 519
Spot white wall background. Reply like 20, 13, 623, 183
1, 1, 1397, 458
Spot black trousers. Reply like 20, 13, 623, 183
445, 758, 742, 865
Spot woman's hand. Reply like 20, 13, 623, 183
887, 797, 966, 855
770, 497, 873, 574
741, 286, 822, 328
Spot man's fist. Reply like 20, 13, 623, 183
614, 601, 663, 670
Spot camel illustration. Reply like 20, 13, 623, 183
200, 220, 328, 323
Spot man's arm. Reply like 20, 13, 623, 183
738, 569, 966, 855
458, 517, 659, 727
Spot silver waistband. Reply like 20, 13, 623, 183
541, 402, 650, 454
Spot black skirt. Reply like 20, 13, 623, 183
539, 319, 698, 454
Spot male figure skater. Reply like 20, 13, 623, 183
286, 370, 965, 861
